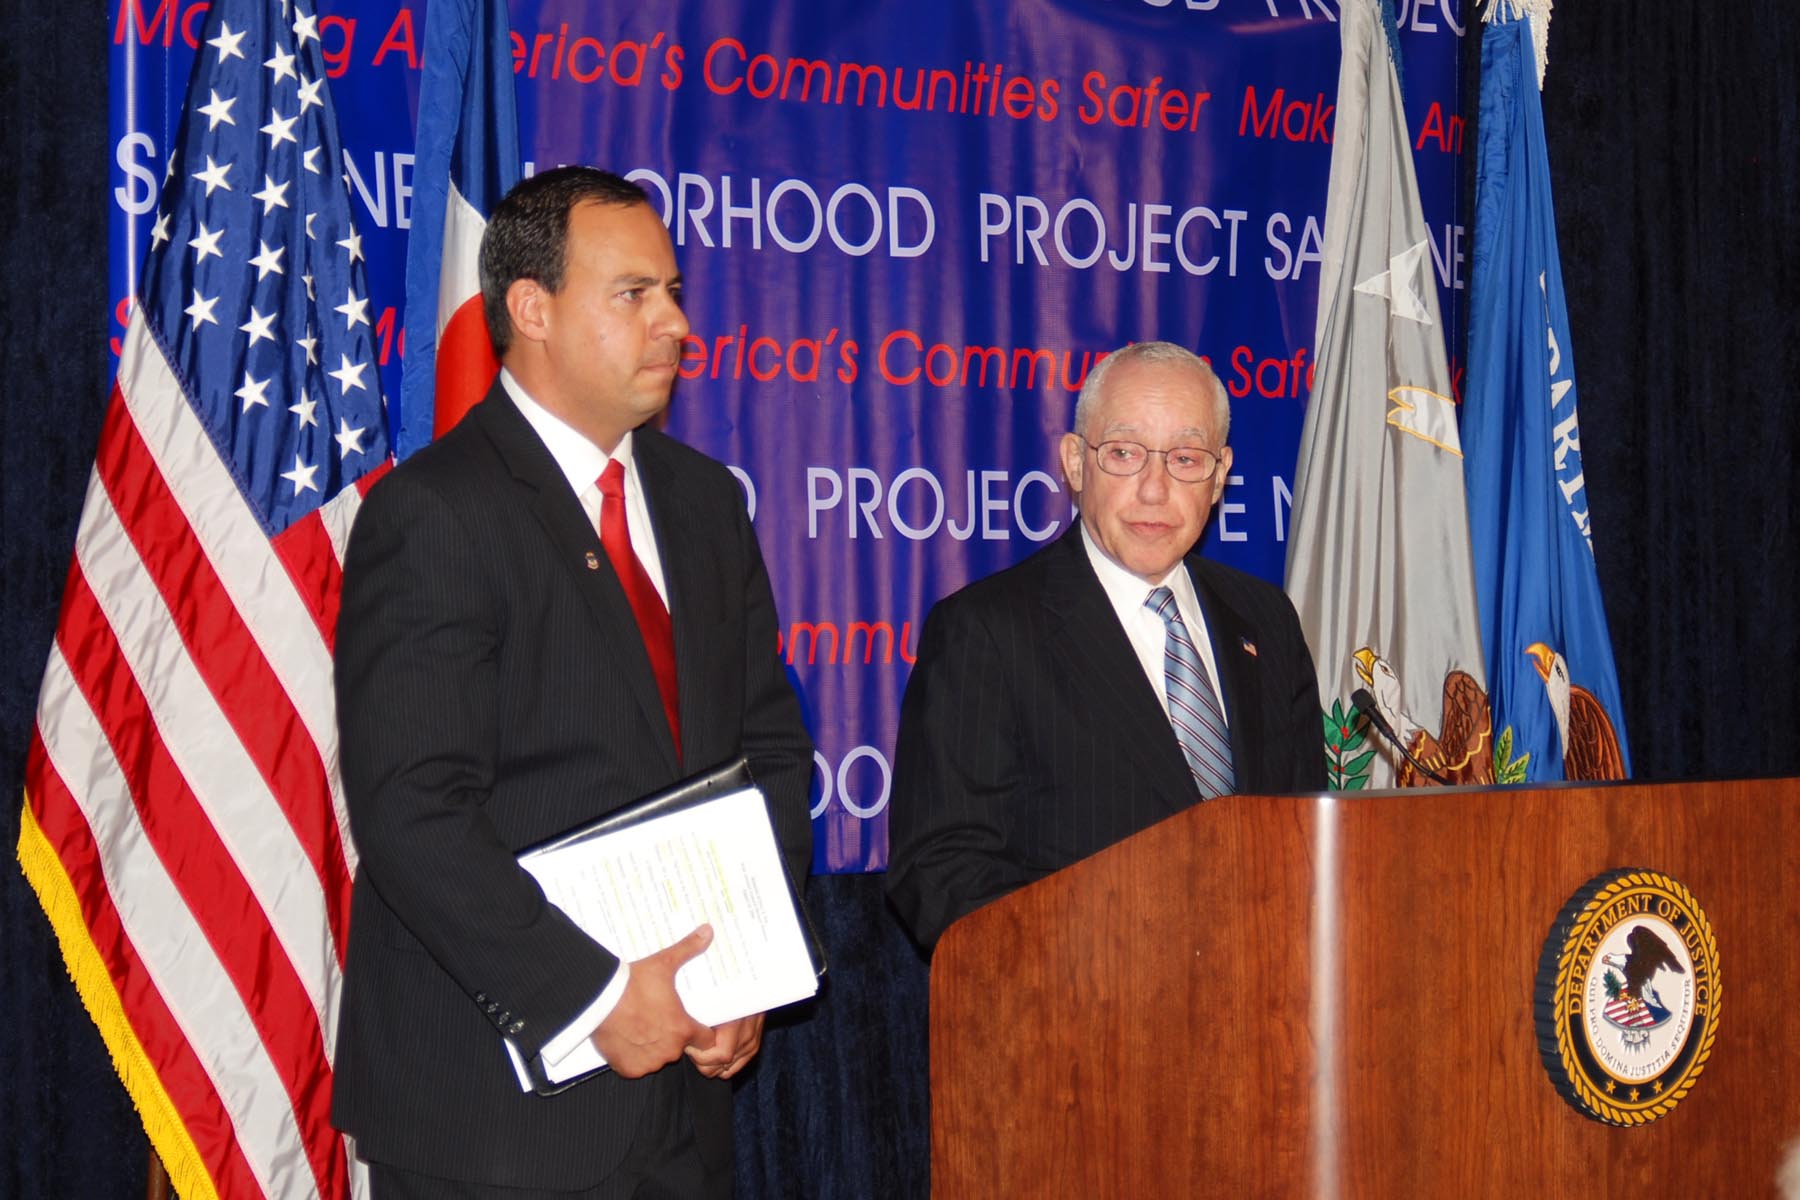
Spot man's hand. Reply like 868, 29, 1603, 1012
685, 1012, 765, 1080
590, 925, 716, 1079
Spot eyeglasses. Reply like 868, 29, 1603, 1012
1084, 439, 1222, 484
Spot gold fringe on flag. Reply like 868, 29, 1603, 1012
16, 796, 222, 1200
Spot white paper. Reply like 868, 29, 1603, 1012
513, 785, 817, 1088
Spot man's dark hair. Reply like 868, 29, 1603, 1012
478, 166, 652, 358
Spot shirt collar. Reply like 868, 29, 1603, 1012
499, 368, 635, 495
1079, 522, 1199, 615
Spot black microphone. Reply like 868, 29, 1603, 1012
1350, 687, 1455, 787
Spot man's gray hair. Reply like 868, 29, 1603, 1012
1072, 341, 1231, 444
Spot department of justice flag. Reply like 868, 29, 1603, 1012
1464, 1, 1631, 784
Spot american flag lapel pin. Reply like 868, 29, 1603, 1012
1240, 637, 1258, 658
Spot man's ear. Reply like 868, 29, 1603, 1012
1059, 432, 1086, 494
506, 278, 549, 346
1208, 444, 1234, 507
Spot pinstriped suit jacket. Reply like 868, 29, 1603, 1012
330, 386, 813, 1189
887, 526, 1325, 950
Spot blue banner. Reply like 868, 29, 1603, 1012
110, 0, 1470, 871
1465, 9, 1630, 783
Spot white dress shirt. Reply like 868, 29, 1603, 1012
1079, 524, 1230, 728
499, 369, 672, 1075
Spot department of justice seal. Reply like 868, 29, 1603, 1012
1534, 868, 1720, 1125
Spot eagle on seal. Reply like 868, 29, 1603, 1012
1524, 642, 1626, 781
1351, 647, 1495, 786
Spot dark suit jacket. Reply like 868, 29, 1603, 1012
887, 525, 1325, 949
330, 386, 813, 1189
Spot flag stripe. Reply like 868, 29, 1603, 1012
436, 182, 486, 336
95, 385, 354, 955
34, 641, 343, 1198
315, 464, 386, 575
66, 467, 341, 1038
116, 319, 347, 813
271, 511, 349, 648
24, 747, 259, 1200
48, 569, 344, 1196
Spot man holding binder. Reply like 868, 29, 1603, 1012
332, 168, 815, 1197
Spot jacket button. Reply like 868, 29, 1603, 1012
507, 1019, 526, 1035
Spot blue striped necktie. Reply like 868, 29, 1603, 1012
1146, 586, 1236, 798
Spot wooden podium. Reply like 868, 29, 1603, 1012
929, 778, 1800, 1196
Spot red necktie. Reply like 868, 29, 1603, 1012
597, 459, 680, 761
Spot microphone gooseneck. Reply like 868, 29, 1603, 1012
1349, 688, 1455, 787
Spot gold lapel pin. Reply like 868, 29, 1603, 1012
584, 551, 600, 571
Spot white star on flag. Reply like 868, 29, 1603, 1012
253, 174, 289, 214
207, 20, 246, 61
280, 453, 321, 494
193, 156, 233, 195
189, 222, 224, 262
235, 371, 271, 411
262, 108, 299, 148
334, 416, 367, 458
264, 47, 297, 83
335, 288, 370, 330
328, 352, 368, 393
249, 239, 284, 278
239, 307, 278, 346
198, 89, 237, 130
337, 230, 363, 263
290, 390, 319, 427
292, 9, 320, 45
297, 76, 324, 111
184, 289, 219, 326
1353, 239, 1435, 326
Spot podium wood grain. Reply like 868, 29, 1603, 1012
930, 778, 1799, 1197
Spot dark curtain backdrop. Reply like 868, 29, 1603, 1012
2, 6, 1793, 1198
1535, 6, 1800, 782
0, 0, 150, 1197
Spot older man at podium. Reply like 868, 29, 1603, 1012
887, 340, 1326, 949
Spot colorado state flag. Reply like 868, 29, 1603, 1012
1464, 2, 1631, 783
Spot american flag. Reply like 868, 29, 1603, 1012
18, 0, 387, 1194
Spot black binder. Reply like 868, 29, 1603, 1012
509, 757, 825, 1095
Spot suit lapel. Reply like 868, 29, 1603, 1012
1189, 554, 1266, 790
477, 391, 681, 774
1040, 530, 1196, 807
